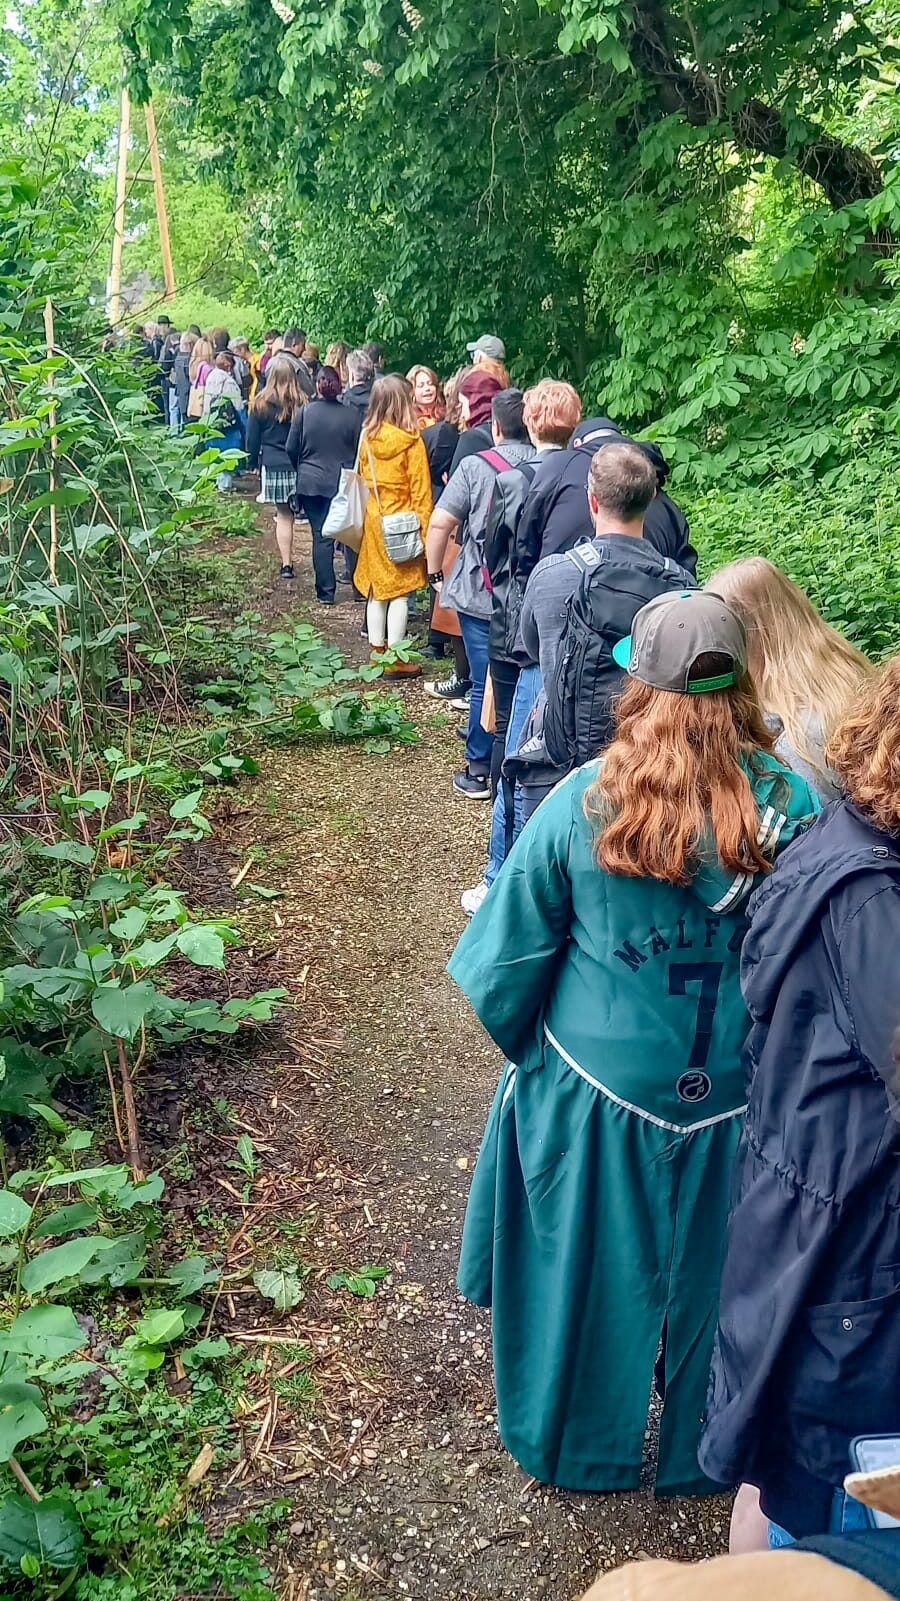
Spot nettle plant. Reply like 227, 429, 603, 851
3, 778, 285, 1177
0, 1126, 229, 1584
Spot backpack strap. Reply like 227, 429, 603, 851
479, 448, 513, 474
564, 541, 604, 575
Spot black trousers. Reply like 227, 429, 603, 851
488, 657, 520, 801
301, 494, 335, 601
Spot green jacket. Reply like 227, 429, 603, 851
450, 754, 820, 1494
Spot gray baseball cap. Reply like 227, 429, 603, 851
466, 334, 506, 360
612, 590, 748, 694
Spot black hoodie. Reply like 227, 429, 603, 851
701, 798, 900, 1534
513, 417, 696, 586
342, 381, 374, 422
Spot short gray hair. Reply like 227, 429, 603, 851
347, 347, 374, 384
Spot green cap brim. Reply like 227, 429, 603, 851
612, 635, 632, 671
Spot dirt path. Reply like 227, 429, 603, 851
191, 515, 731, 1598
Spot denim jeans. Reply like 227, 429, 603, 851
302, 494, 336, 601
458, 612, 493, 776
488, 658, 520, 799
485, 663, 542, 885
167, 388, 182, 434
768, 1487, 871, 1548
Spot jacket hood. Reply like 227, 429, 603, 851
741, 799, 900, 1017
365, 421, 420, 459
572, 416, 622, 451
571, 417, 671, 486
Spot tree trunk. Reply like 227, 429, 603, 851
629, 2, 883, 209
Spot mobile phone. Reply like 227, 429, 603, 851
849, 1437, 900, 1529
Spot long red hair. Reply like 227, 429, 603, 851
585, 668, 777, 884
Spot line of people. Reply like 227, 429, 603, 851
416, 349, 900, 1555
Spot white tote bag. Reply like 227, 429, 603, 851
322, 440, 369, 552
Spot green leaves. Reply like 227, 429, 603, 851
90, 980, 159, 1041
253, 1266, 306, 1313
0, 1190, 31, 1236
175, 924, 225, 969
0, 1495, 82, 1573
0, 1381, 47, 1459
326, 1264, 389, 1298
0, 1306, 85, 1360
21, 1234, 118, 1293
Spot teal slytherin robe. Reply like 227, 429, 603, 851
450, 754, 820, 1496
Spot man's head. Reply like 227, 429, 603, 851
158, 315, 172, 331
491, 387, 528, 444
188, 324, 201, 337
523, 379, 582, 447
282, 327, 306, 354
143, 322, 158, 340
587, 442, 657, 534
362, 340, 385, 371
467, 333, 505, 364
347, 347, 375, 385
263, 328, 280, 349
231, 336, 250, 357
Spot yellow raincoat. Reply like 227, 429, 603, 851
355, 423, 432, 601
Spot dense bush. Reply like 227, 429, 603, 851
690, 447, 900, 659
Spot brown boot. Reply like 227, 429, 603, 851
369, 644, 387, 665
384, 660, 422, 679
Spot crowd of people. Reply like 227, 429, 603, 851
135, 314, 900, 1571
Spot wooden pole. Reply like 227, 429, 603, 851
108, 86, 130, 327
144, 99, 175, 301
42, 299, 59, 587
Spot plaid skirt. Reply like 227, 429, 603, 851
260, 466, 295, 505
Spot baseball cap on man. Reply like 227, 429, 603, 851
466, 334, 506, 361
612, 591, 747, 694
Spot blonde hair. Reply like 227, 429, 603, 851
363, 374, 418, 437
325, 341, 350, 384
585, 671, 777, 885
707, 558, 873, 783
443, 365, 471, 429
250, 361, 305, 423
188, 337, 213, 381
828, 655, 900, 834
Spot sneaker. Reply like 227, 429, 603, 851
449, 690, 471, 713
453, 768, 490, 801
279, 564, 295, 579
317, 596, 336, 607
424, 672, 471, 703
337, 573, 352, 586
461, 881, 490, 917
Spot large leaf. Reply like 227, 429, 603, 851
169, 788, 203, 820
77, 1231, 146, 1287
253, 1267, 304, 1313
0, 1306, 85, 1360
90, 980, 159, 1041
134, 1307, 184, 1346
0, 1381, 46, 1459
34, 841, 94, 866
21, 1235, 118, 1294
0, 1494, 83, 1572
0, 1191, 31, 1237
164, 1255, 218, 1297
175, 925, 225, 969
108, 907, 149, 941
31, 1202, 98, 1239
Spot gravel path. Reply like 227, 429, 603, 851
211, 516, 732, 1598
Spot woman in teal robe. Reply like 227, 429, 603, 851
450, 591, 820, 1496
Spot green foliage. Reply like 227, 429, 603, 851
326, 1264, 389, 1299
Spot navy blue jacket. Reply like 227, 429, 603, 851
700, 800, 900, 1519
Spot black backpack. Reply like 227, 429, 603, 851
541, 541, 695, 770
483, 459, 539, 664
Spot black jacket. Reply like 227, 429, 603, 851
449, 421, 493, 475
172, 351, 192, 417
342, 381, 373, 422
513, 421, 696, 585
245, 403, 297, 472
422, 419, 460, 494
700, 800, 900, 1525
287, 396, 360, 499
483, 454, 545, 664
